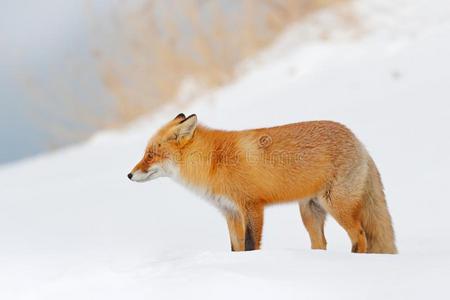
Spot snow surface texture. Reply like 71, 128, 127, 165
1, 0, 450, 299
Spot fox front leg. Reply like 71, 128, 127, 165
243, 204, 264, 251
226, 213, 245, 251
225, 204, 264, 251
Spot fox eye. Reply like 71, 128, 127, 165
146, 152, 154, 160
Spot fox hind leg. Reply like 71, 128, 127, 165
299, 199, 327, 250
319, 194, 368, 253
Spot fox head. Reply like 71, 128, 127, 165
128, 113, 197, 182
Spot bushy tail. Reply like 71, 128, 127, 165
361, 158, 397, 254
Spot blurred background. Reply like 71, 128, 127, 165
0, 0, 349, 165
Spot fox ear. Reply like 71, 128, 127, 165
174, 114, 197, 143
174, 113, 186, 121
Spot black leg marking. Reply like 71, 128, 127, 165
231, 243, 235, 252
352, 244, 358, 253
245, 224, 255, 251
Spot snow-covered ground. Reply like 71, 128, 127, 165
2, 0, 450, 299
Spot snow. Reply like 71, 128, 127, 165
1, 0, 450, 298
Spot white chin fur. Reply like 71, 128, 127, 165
130, 170, 154, 182
131, 160, 179, 182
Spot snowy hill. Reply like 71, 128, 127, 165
1, 0, 450, 299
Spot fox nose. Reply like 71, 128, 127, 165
128, 173, 133, 180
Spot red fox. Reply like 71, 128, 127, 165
128, 113, 397, 254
